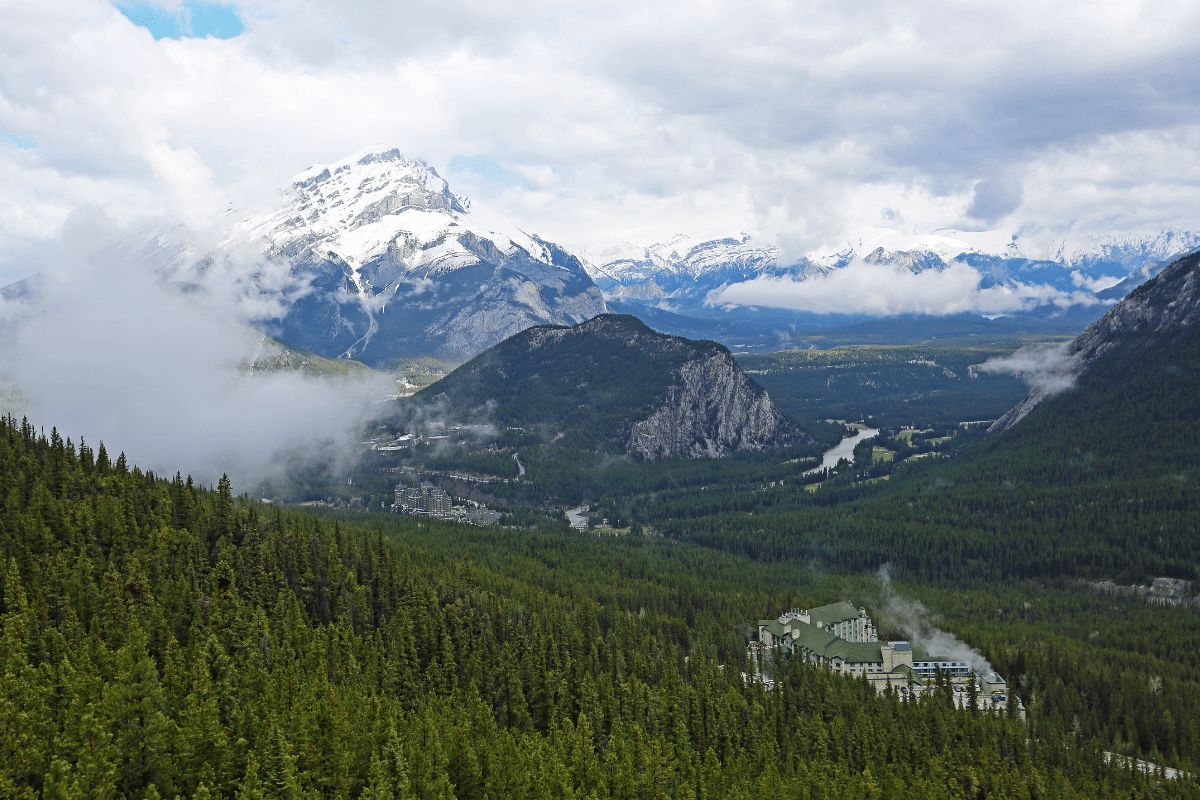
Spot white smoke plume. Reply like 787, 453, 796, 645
876, 564, 995, 675
978, 342, 1079, 398
0, 209, 393, 490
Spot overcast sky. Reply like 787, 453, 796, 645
2, 0, 1200, 284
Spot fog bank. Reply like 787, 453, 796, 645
0, 211, 392, 489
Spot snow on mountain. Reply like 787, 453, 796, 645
583, 232, 821, 307
809, 228, 1019, 267
226, 148, 606, 365
587, 233, 779, 281
1057, 229, 1200, 274
589, 226, 1200, 317
240, 147, 557, 278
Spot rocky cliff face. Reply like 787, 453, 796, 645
628, 347, 799, 459
990, 249, 1200, 432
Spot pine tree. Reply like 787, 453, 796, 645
258, 723, 302, 800
41, 758, 78, 800
235, 753, 265, 800
361, 751, 393, 800
102, 624, 173, 796
177, 649, 233, 794
65, 707, 119, 800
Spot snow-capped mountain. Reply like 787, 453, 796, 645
590, 233, 780, 281
586, 233, 826, 306
587, 228, 1200, 316
232, 148, 605, 364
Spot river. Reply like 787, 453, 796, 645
804, 423, 880, 476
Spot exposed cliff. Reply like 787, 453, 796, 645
627, 348, 799, 459
413, 314, 808, 459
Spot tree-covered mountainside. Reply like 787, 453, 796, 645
618, 254, 1200, 585
407, 314, 808, 459
242, 337, 376, 378
739, 344, 1036, 426
3, 415, 1198, 798
992, 248, 1200, 431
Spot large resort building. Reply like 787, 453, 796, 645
755, 601, 1016, 714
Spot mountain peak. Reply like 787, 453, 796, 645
226, 147, 606, 364
288, 147, 469, 222
571, 312, 655, 336
243, 147, 550, 273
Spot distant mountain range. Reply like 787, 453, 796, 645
219, 149, 1199, 364
7, 147, 1196, 366
584, 229, 1200, 350
410, 314, 807, 460
587, 229, 1200, 306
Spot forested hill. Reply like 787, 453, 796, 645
409, 314, 807, 459
636, 251, 1200, 585
992, 247, 1200, 432
646, 311, 1200, 583
1, 414, 1186, 798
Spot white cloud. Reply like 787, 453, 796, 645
978, 343, 1079, 398
1, 0, 1199, 286
1070, 270, 1122, 293
0, 209, 392, 487
708, 260, 1101, 316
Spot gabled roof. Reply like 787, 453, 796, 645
809, 601, 862, 627
786, 620, 840, 653
781, 618, 884, 664
758, 619, 788, 637
824, 639, 884, 664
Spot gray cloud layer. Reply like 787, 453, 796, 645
2, 1, 1200, 285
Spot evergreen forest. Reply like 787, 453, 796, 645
3, 415, 1199, 798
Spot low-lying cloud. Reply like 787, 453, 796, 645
708, 260, 1099, 316
0, 210, 392, 489
978, 343, 1079, 398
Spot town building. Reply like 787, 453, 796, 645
391, 482, 500, 525
392, 482, 454, 519
425, 485, 453, 516
754, 601, 1018, 714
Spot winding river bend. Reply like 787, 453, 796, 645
804, 423, 880, 476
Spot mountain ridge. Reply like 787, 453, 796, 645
587, 229, 1200, 320
990, 248, 1200, 432
411, 313, 809, 460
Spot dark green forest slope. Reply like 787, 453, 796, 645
631, 282, 1200, 584
2, 415, 1194, 798
739, 344, 1034, 426
411, 314, 720, 448
405, 314, 807, 455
